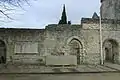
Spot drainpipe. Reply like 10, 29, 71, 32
99, 10, 104, 65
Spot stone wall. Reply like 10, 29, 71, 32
101, 0, 115, 19
1, 18, 120, 65
81, 18, 120, 64
101, 0, 120, 20
0, 28, 46, 64
45, 24, 100, 64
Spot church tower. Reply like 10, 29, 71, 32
101, 0, 120, 20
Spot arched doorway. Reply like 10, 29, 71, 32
68, 38, 83, 64
0, 40, 6, 64
103, 39, 119, 63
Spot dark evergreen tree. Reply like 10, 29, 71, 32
68, 21, 71, 24
58, 20, 62, 24
58, 4, 67, 24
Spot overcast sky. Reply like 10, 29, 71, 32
1, 0, 101, 29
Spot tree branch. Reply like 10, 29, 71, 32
0, 0, 31, 20
0, 9, 13, 19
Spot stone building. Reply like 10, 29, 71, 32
0, 0, 120, 65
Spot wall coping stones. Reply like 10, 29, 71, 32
81, 18, 120, 24
45, 24, 82, 30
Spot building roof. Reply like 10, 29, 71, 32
92, 12, 99, 19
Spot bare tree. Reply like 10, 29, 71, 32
0, 0, 30, 20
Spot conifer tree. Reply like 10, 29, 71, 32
58, 4, 67, 24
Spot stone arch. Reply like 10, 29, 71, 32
103, 39, 119, 63
66, 36, 83, 64
0, 40, 6, 64
66, 36, 84, 47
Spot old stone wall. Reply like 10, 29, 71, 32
0, 28, 46, 64
101, 0, 115, 19
45, 24, 100, 64
101, 0, 120, 20
1, 18, 120, 65
82, 18, 120, 64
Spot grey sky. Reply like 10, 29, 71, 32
1, 0, 100, 29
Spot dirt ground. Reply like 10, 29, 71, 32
0, 72, 120, 80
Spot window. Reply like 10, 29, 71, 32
15, 42, 38, 53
